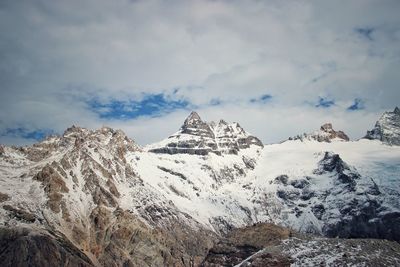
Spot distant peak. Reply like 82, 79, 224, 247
63, 125, 85, 135
289, 123, 349, 142
184, 111, 202, 126
320, 123, 333, 132
394, 107, 400, 115
218, 119, 228, 125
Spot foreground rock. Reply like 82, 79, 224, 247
0, 227, 94, 267
201, 223, 292, 266
201, 223, 400, 267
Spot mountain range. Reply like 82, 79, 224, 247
0, 107, 399, 266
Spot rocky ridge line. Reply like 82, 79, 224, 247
148, 111, 263, 155
289, 123, 349, 142
364, 107, 400, 145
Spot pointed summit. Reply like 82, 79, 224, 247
147, 111, 263, 155
183, 111, 203, 126
364, 107, 400, 145
320, 123, 333, 132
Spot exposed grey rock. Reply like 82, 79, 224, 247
3, 205, 36, 223
289, 123, 349, 142
148, 111, 263, 155
265, 151, 400, 242
201, 223, 291, 267
0, 192, 10, 202
274, 175, 289, 185
364, 107, 400, 145
314, 152, 359, 191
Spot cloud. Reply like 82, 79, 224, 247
0, 0, 400, 145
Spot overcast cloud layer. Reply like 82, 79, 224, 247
1, 0, 400, 145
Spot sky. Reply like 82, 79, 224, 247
1, 0, 400, 146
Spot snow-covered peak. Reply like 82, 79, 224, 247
364, 107, 400, 145
147, 112, 263, 155
289, 123, 349, 143
183, 111, 203, 126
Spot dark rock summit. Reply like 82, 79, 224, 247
181, 111, 215, 139
364, 107, 400, 145
148, 111, 263, 155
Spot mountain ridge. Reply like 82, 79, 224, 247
0, 108, 399, 266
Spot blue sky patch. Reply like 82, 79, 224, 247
315, 97, 335, 108
250, 94, 272, 104
347, 98, 365, 111
87, 93, 189, 120
1, 128, 54, 141
355, 27, 374, 41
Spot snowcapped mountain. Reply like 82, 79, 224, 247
289, 123, 349, 142
364, 107, 400, 145
147, 111, 263, 155
0, 109, 400, 266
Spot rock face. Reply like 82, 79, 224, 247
364, 107, 400, 145
289, 123, 349, 142
0, 125, 217, 266
0, 227, 95, 267
267, 151, 400, 240
201, 223, 292, 266
147, 111, 263, 155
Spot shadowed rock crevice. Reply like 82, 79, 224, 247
0, 227, 95, 267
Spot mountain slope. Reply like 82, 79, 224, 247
0, 110, 400, 266
364, 107, 400, 145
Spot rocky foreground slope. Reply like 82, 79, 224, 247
201, 223, 400, 267
0, 109, 400, 266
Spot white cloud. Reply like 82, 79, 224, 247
0, 0, 399, 145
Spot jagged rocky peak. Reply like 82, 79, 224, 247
147, 111, 263, 155
183, 111, 202, 126
289, 123, 349, 142
364, 107, 400, 145
181, 111, 215, 138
